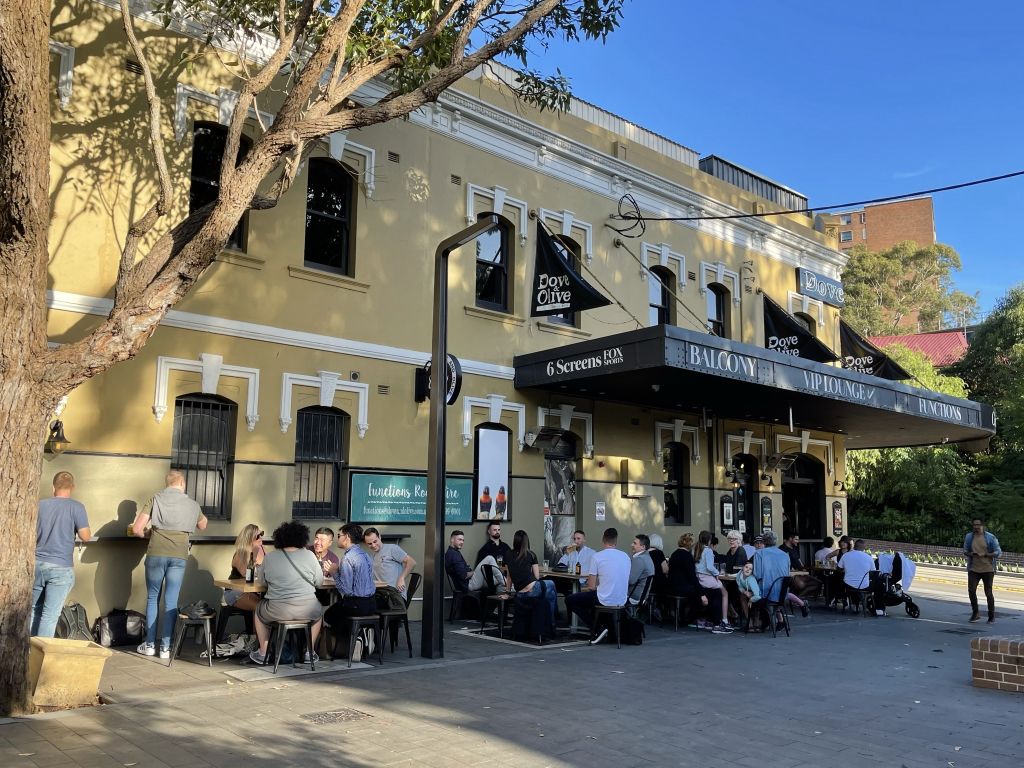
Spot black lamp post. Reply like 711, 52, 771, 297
420, 215, 501, 660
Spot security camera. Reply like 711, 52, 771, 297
350, 371, 360, 381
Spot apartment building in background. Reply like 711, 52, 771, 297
825, 197, 936, 252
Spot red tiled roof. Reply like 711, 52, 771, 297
868, 330, 969, 368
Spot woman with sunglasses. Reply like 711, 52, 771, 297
223, 524, 266, 612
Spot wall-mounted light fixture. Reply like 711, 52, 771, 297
833, 479, 846, 492
44, 420, 71, 458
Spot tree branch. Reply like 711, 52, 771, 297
453, 0, 498, 62
311, 0, 564, 135
115, 0, 173, 305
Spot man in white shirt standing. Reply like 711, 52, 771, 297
839, 539, 885, 615
565, 527, 631, 644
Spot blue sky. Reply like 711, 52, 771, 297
531, 1, 1024, 317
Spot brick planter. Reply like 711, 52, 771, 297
970, 636, 1024, 693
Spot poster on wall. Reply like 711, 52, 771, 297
544, 457, 576, 517
832, 501, 844, 537
349, 473, 473, 524
475, 424, 511, 521
543, 515, 577, 570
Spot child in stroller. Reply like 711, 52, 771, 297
875, 552, 921, 618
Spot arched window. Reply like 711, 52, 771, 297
662, 442, 691, 526
305, 158, 356, 276
548, 236, 583, 327
474, 213, 513, 312
292, 406, 350, 519
794, 312, 815, 335
648, 266, 676, 326
189, 122, 251, 251
706, 282, 730, 338
171, 393, 237, 519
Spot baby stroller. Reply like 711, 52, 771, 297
876, 552, 921, 618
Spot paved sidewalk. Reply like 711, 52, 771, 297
3, 593, 1022, 768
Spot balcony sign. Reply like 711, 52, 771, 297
797, 268, 845, 308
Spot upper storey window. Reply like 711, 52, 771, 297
305, 158, 356, 276
706, 283, 730, 338
189, 122, 251, 251
475, 214, 513, 312
648, 266, 676, 327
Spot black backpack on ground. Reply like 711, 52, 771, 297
92, 609, 147, 647
620, 614, 645, 645
55, 602, 92, 642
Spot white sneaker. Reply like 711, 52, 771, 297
351, 637, 363, 663
590, 628, 609, 645
137, 642, 156, 656
364, 629, 375, 658
303, 651, 319, 664
159, 645, 171, 660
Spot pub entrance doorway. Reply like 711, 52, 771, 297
781, 454, 825, 563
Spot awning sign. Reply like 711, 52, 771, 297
763, 296, 839, 363
530, 222, 611, 317
838, 319, 912, 381
797, 268, 845, 308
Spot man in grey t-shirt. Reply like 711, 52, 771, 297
363, 528, 416, 594
33, 471, 91, 637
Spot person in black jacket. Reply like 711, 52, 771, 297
475, 521, 513, 566
667, 533, 714, 628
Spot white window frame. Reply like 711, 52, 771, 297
280, 370, 369, 438
154, 353, 260, 431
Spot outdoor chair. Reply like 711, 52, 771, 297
760, 576, 793, 638
446, 570, 481, 623
628, 575, 655, 624
214, 602, 254, 643
591, 604, 625, 648
168, 611, 214, 668
269, 620, 316, 674
479, 563, 513, 638
379, 573, 420, 659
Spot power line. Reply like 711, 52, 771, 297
608, 170, 1024, 236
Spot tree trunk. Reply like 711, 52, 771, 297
0, 0, 56, 716
0, 381, 50, 715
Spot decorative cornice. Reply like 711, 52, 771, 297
48, 290, 516, 381
153, 353, 260, 430
462, 394, 526, 450
280, 370, 369, 437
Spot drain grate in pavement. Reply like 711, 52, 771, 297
939, 628, 983, 635
299, 708, 373, 725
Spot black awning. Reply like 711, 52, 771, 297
512, 325, 995, 450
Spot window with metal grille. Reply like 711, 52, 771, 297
189, 122, 251, 251
171, 394, 237, 519
473, 213, 512, 312
648, 266, 676, 327
548, 236, 583, 327
292, 406, 349, 519
305, 158, 355, 276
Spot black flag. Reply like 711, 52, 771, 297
838, 319, 912, 380
763, 296, 839, 363
530, 222, 611, 317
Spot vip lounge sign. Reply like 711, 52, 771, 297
530, 222, 611, 317
796, 268, 845, 308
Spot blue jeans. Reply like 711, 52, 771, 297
31, 562, 76, 638
145, 556, 186, 648
521, 579, 557, 623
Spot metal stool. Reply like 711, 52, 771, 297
270, 621, 316, 673
215, 603, 254, 643
591, 604, 624, 648
168, 612, 213, 668
378, 610, 412, 658
339, 615, 381, 668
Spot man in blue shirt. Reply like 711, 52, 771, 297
752, 530, 790, 627
324, 523, 377, 661
33, 472, 91, 637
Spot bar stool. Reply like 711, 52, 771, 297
269, 620, 316, 673
378, 574, 420, 659
591, 604, 624, 648
168, 612, 214, 668
215, 603, 254, 643
340, 615, 381, 668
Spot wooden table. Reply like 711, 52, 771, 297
214, 578, 336, 592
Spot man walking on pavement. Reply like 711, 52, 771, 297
964, 517, 1001, 623
32, 471, 91, 637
